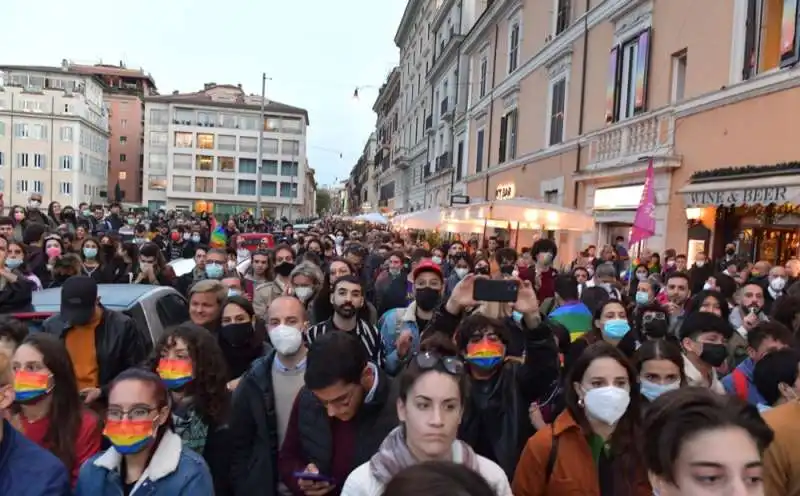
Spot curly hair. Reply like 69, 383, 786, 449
148, 323, 230, 425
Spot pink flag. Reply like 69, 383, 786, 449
629, 158, 656, 247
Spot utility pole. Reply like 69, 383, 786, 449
255, 73, 267, 219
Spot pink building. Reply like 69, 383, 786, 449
70, 62, 157, 203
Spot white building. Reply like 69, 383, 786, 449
142, 83, 309, 218
0, 63, 110, 208
373, 68, 402, 212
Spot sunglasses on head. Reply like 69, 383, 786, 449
643, 312, 666, 323
413, 351, 465, 375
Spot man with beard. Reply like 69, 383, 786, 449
306, 275, 384, 367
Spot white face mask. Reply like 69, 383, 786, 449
770, 277, 787, 292
268, 324, 304, 355
582, 386, 630, 425
431, 256, 442, 265
454, 267, 469, 279
294, 286, 314, 302
695, 261, 705, 267
227, 260, 236, 270
703, 282, 713, 291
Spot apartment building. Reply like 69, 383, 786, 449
69, 62, 157, 204
141, 83, 309, 218
453, 0, 800, 262
346, 135, 375, 214
373, 68, 401, 211
0, 64, 109, 209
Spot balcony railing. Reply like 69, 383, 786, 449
423, 162, 432, 178
425, 115, 433, 131
587, 110, 675, 170
435, 152, 451, 172
393, 146, 410, 169
440, 97, 449, 118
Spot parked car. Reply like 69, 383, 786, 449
11, 284, 189, 345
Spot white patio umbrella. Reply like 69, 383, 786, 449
355, 212, 389, 224
442, 197, 594, 232
392, 208, 442, 230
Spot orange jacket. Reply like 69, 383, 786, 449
512, 409, 651, 496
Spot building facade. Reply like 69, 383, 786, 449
0, 63, 109, 209
444, 0, 800, 264
141, 83, 309, 219
373, 68, 401, 212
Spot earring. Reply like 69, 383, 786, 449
578, 398, 584, 408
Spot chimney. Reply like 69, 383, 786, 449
172, 90, 179, 95
203, 82, 216, 90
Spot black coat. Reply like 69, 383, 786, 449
41, 306, 150, 396
229, 351, 280, 496
0, 276, 34, 313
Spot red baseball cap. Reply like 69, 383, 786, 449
412, 259, 444, 281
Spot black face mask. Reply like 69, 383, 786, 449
500, 264, 515, 275
474, 266, 490, 275
334, 303, 357, 319
699, 342, 728, 368
102, 244, 115, 257
275, 262, 295, 277
725, 248, 735, 256
643, 320, 668, 339
220, 322, 253, 347
415, 287, 441, 312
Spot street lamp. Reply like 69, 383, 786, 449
352, 85, 380, 100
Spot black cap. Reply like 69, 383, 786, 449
60, 276, 98, 326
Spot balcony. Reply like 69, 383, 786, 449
381, 154, 390, 171
582, 109, 679, 178
440, 97, 454, 121
393, 146, 410, 169
435, 152, 451, 173
423, 162, 432, 178
425, 115, 433, 131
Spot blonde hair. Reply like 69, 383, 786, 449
189, 279, 227, 307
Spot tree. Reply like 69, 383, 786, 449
316, 190, 331, 215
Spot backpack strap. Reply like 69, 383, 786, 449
545, 423, 559, 485
732, 368, 749, 402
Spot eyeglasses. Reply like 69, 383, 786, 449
643, 312, 666, 323
106, 405, 159, 421
414, 351, 465, 375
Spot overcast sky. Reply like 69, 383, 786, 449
1, 0, 406, 187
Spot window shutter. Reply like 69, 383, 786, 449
605, 46, 620, 124
634, 28, 652, 114
498, 115, 508, 163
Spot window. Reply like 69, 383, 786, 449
32, 124, 47, 140
0, 122, 4, 136
220, 114, 237, 129
743, 0, 800, 77
218, 156, 235, 172
548, 78, 567, 145
197, 134, 214, 149
240, 116, 258, 131
479, 55, 488, 97
64, 104, 74, 114
499, 109, 519, 162
281, 161, 298, 176
14, 123, 29, 138
119, 171, 127, 180
281, 118, 303, 134
217, 178, 235, 194
197, 112, 216, 127
280, 182, 298, 198
555, 0, 571, 35
238, 180, 256, 195
59, 182, 72, 195
174, 132, 193, 147
670, 50, 688, 103
475, 129, 485, 173
456, 141, 464, 181
263, 138, 279, 154
59, 155, 73, 170
239, 158, 257, 174
173, 154, 192, 170
508, 20, 521, 73
172, 175, 192, 192
121, 119, 127, 129
16, 180, 28, 193
194, 177, 214, 193
60, 126, 73, 142
262, 160, 279, 175
196, 155, 213, 171
120, 136, 127, 144
218, 135, 236, 151
240, 136, 257, 152
149, 175, 167, 190
32, 181, 43, 194
265, 117, 281, 132
120, 154, 127, 162
605, 29, 651, 123
33, 154, 46, 169
281, 140, 300, 156
0, 152, 4, 167
148, 153, 167, 170
156, 295, 190, 329
261, 181, 278, 197
149, 131, 168, 147
149, 109, 169, 125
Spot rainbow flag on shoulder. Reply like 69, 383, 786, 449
209, 217, 227, 248
549, 301, 593, 343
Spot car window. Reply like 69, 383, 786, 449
156, 294, 190, 329
127, 305, 153, 349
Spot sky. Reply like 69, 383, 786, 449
1, 0, 407, 188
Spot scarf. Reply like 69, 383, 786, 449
172, 402, 209, 455
369, 426, 481, 485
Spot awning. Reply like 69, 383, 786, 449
679, 175, 800, 208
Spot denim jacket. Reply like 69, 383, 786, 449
75, 429, 214, 496
380, 302, 422, 375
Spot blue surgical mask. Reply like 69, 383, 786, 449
227, 288, 240, 297
512, 311, 523, 324
4, 258, 22, 270
602, 319, 630, 340
191, 235, 201, 243
205, 263, 224, 279
83, 247, 98, 259
635, 291, 649, 305
640, 379, 680, 402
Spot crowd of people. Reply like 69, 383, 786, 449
0, 198, 798, 495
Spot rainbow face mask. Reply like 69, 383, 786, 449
465, 340, 505, 369
104, 419, 154, 455
157, 358, 193, 390
14, 370, 51, 402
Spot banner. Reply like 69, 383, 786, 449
629, 158, 656, 247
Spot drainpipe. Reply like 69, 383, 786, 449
572, 0, 590, 209
483, 23, 500, 202
448, 0, 465, 203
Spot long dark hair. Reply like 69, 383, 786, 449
148, 323, 230, 425
19, 333, 97, 471
565, 342, 643, 495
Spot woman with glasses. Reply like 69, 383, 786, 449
341, 334, 512, 495
75, 368, 214, 495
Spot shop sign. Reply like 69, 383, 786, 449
495, 183, 515, 200
684, 186, 793, 207
593, 184, 643, 210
